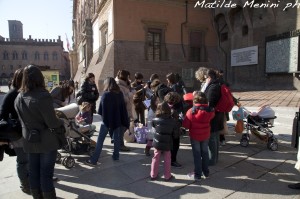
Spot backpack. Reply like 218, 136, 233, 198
215, 84, 235, 112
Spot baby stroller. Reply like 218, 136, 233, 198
232, 105, 278, 151
55, 103, 96, 168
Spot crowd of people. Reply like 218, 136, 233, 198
6, 64, 299, 199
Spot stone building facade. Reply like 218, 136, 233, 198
71, 0, 220, 92
71, 0, 300, 91
0, 20, 70, 85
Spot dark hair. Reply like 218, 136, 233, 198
103, 77, 120, 92
166, 72, 177, 85
193, 91, 208, 104
85, 73, 95, 81
155, 101, 171, 117
20, 65, 45, 92
12, 68, 23, 89
60, 82, 74, 99
207, 69, 217, 80
117, 70, 130, 82
150, 73, 159, 82
134, 72, 143, 80
164, 92, 181, 105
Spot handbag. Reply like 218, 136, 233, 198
50, 125, 67, 148
0, 119, 22, 141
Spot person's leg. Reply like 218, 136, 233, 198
14, 147, 30, 194
28, 153, 41, 191
208, 131, 220, 166
171, 137, 181, 168
89, 123, 109, 164
140, 109, 145, 126
163, 150, 172, 180
190, 138, 202, 179
112, 127, 121, 160
201, 140, 210, 177
150, 148, 161, 179
145, 139, 153, 156
40, 150, 57, 198
120, 125, 130, 151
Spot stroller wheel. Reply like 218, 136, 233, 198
88, 146, 95, 157
56, 152, 62, 163
240, 138, 249, 147
64, 157, 75, 169
267, 138, 278, 151
62, 157, 67, 166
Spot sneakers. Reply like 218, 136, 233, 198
171, 162, 182, 169
85, 159, 97, 166
220, 140, 226, 146
150, 176, 158, 181
187, 172, 201, 181
165, 175, 175, 182
120, 146, 130, 151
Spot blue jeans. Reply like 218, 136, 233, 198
14, 147, 29, 183
28, 150, 57, 192
190, 138, 209, 179
90, 123, 121, 163
208, 131, 220, 166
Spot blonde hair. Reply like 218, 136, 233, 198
80, 102, 91, 112
195, 67, 209, 82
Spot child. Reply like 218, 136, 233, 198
182, 91, 215, 180
150, 102, 177, 181
75, 102, 96, 134
144, 95, 159, 156
164, 92, 183, 168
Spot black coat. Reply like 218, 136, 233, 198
0, 88, 19, 120
204, 79, 224, 132
152, 116, 176, 151
80, 81, 99, 103
14, 88, 64, 153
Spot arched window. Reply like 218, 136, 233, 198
44, 52, 49, 60
3, 51, 9, 60
13, 51, 18, 60
52, 52, 58, 60
22, 51, 27, 60
35, 52, 40, 60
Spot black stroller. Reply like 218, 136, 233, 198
55, 103, 96, 168
232, 105, 278, 151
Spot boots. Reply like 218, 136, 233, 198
30, 189, 43, 199
43, 189, 56, 199
20, 179, 31, 195
144, 146, 151, 156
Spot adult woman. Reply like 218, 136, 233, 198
195, 67, 224, 166
79, 73, 99, 120
50, 81, 74, 108
15, 65, 64, 198
85, 77, 129, 166
0, 68, 30, 194
115, 70, 135, 151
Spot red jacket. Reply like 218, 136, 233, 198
182, 104, 215, 141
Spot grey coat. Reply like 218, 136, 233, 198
14, 88, 64, 153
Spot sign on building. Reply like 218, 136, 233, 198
231, 46, 258, 66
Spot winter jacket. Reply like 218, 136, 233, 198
131, 81, 146, 112
80, 81, 99, 103
115, 77, 135, 120
98, 91, 129, 130
182, 104, 215, 141
204, 79, 224, 132
0, 88, 19, 120
14, 88, 64, 153
50, 86, 65, 108
152, 115, 176, 151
